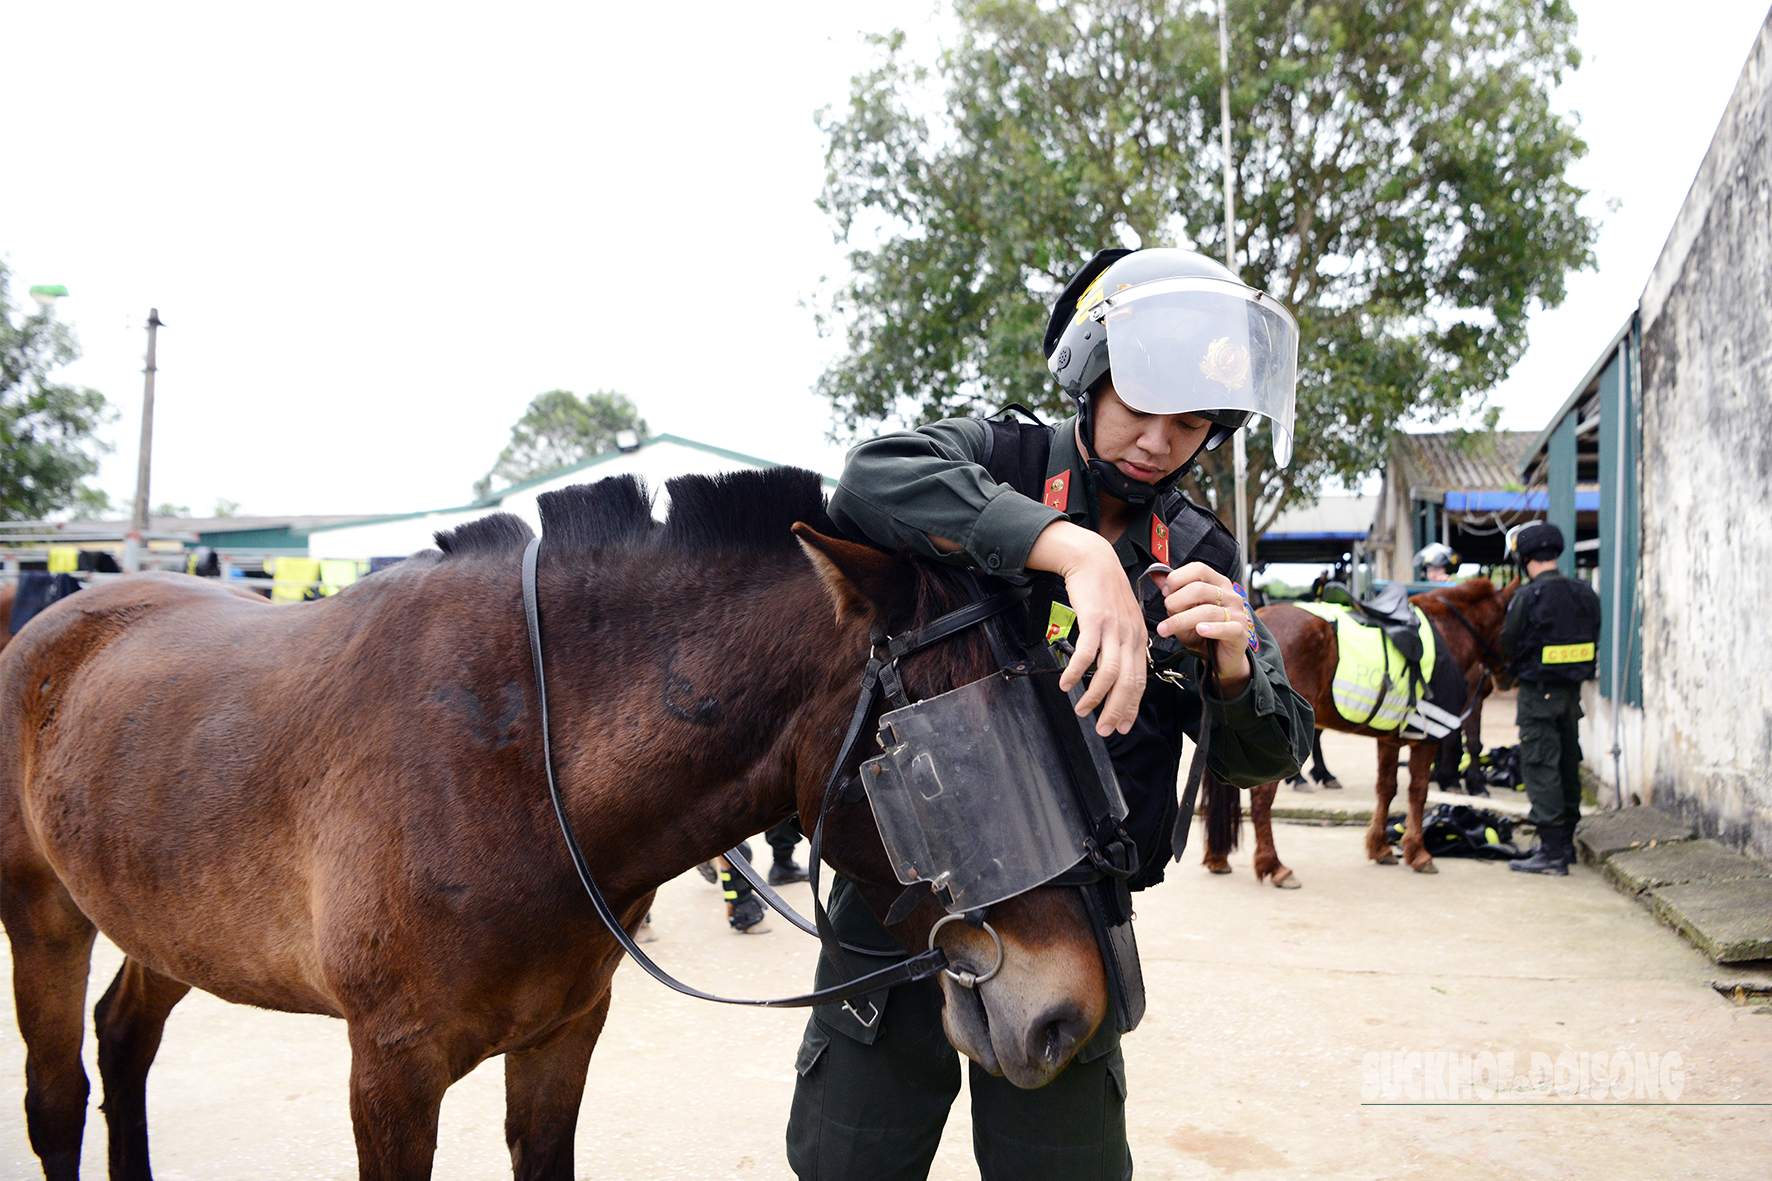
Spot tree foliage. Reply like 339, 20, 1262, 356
816, 0, 1595, 528
475, 389, 649, 499
0, 262, 114, 520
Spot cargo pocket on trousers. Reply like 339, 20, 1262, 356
795, 1020, 833, 1077
1105, 1054, 1128, 1102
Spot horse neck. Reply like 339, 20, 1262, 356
533, 548, 864, 888
1421, 583, 1505, 676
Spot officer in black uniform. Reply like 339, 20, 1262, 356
783, 248, 1314, 1180
1500, 522, 1601, 875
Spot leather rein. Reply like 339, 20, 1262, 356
1424, 596, 1509, 679
518, 536, 1028, 1011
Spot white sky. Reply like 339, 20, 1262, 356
4, 1, 1768, 519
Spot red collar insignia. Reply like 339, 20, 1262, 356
1043, 473, 1070, 512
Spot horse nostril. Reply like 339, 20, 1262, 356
1030, 1003, 1089, 1068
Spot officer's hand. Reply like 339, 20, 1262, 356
1153, 562, 1253, 696
1027, 521, 1147, 736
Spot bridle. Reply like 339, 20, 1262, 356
1423, 593, 1509, 679
518, 536, 1032, 1012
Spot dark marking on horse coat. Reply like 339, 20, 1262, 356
662, 672, 722, 726
429, 681, 526, 749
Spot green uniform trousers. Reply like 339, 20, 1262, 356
786, 878, 1130, 1181
1515, 681, 1584, 829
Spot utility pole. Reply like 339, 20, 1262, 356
125, 309, 163, 573
1219, 1, 1250, 589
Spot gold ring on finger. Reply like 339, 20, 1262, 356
1223, 606, 1232, 623
1215, 588, 1223, 608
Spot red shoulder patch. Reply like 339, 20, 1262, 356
1150, 516, 1169, 566
1043, 473, 1070, 512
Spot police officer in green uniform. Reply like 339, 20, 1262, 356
784, 248, 1314, 1181
1501, 522, 1601, 875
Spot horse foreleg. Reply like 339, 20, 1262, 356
0, 865, 99, 1181
346, 1024, 455, 1181
1402, 742, 1438, 873
1463, 684, 1491, 795
1247, 782, 1298, 888
504, 994, 611, 1181
93, 956, 192, 1181
1365, 741, 1403, 866
1309, 730, 1344, 791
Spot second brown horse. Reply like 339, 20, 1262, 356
1202, 578, 1514, 884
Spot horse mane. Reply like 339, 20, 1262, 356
535, 467, 835, 557
433, 513, 536, 556
422, 468, 838, 570
1420, 577, 1496, 608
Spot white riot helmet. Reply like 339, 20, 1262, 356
1415, 542, 1460, 573
1043, 248, 1300, 498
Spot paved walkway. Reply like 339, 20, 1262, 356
4, 694, 1770, 1178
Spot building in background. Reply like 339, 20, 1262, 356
1521, 11, 1770, 858
1364, 430, 1554, 581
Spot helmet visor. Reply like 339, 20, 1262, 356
1098, 277, 1299, 466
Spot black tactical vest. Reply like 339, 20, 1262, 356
1510, 574, 1601, 684
978, 412, 1238, 890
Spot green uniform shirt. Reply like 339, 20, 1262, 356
829, 415, 1311, 791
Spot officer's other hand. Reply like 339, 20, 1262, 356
1027, 522, 1146, 736
1153, 562, 1253, 695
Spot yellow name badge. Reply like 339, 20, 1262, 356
1046, 602, 1078, 645
1542, 643, 1595, 664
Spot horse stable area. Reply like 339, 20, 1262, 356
4, 701, 1768, 1180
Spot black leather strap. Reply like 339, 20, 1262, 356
1431, 599, 1509, 675
521, 537, 948, 1009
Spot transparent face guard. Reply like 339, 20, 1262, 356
1095, 276, 1300, 466
859, 670, 1126, 914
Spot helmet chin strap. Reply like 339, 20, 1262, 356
1075, 396, 1205, 508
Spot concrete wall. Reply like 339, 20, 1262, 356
1636, 12, 1772, 858
1581, 682, 1646, 810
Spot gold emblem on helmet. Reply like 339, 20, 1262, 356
1199, 336, 1250, 390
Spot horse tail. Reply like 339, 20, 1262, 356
1203, 769, 1241, 856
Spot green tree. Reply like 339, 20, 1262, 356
475, 389, 649, 499
0, 262, 114, 519
816, 0, 1594, 529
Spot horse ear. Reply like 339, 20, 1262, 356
792, 525, 911, 624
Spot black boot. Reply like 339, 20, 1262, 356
1510, 822, 1569, 876
1560, 820, 1581, 867
768, 852, 809, 886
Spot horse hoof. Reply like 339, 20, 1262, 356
1321, 777, 1344, 791
1272, 870, 1301, 890
1207, 864, 1233, 875
1292, 780, 1315, 793
1413, 859, 1438, 874
1376, 851, 1398, 866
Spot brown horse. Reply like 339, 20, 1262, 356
0, 470, 1108, 1181
1202, 578, 1513, 883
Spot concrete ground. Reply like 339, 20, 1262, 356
4, 702, 1771, 1179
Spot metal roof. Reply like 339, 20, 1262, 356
1392, 430, 1538, 499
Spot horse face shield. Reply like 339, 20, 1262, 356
860, 646, 1148, 1034
860, 669, 1126, 914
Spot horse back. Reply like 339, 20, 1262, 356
0, 569, 521, 1015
